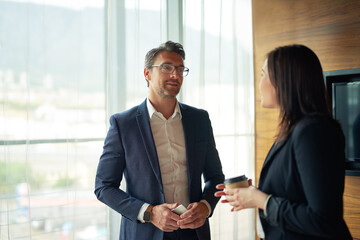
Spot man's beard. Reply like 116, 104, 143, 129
155, 81, 180, 98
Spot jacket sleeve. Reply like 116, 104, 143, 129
94, 115, 144, 222
261, 119, 349, 238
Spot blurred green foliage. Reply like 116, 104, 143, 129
0, 162, 76, 194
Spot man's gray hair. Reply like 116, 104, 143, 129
144, 41, 185, 69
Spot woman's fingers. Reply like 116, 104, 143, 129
214, 184, 226, 197
214, 191, 226, 197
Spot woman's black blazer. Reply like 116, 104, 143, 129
258, 115, 352, 240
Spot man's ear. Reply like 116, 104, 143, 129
144, 68, 151, 81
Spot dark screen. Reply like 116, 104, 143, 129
333, 81, 360, 161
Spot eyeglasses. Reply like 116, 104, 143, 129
151, 64, 189, 77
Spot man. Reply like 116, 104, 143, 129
95, 41, 224, 240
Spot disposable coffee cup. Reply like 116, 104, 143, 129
224, 175, 249, 188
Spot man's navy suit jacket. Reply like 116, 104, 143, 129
95, 100, 224, 240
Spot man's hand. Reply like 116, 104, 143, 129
177, 202, 209, 229
151, 203, 181, 232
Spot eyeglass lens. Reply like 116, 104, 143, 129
162, 64, 188, 76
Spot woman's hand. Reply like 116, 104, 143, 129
214, 179, 268, 212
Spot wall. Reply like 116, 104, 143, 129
252, 0, 360, 238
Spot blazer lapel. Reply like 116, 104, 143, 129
262, 144, 278, 169
135, 100, 163, 189
259, 139, 287, 187
179, 103, 196, 185
262, 135, 290, 169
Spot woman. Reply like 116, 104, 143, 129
215, 45, 352, 239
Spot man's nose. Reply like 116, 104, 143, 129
170, 69, 180, 78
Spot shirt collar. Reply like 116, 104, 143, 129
146, 98, 182, 120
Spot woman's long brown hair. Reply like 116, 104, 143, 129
267, 45, 331, 143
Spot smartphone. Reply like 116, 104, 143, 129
171, 204, 187, 215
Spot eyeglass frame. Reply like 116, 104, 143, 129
151, 63, 190, 77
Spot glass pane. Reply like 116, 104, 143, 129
183, 0, 255, 239
124, 0, 166, 110
0, 142, 107, 240
0, 0, 107, 239
0, 0, 106, 141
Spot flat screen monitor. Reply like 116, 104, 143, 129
324, 69, 360, 176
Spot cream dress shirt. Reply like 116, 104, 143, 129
137, 99, 210, 222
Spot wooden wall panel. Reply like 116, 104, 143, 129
252, 0, 360, 238
344, 176, 360, 237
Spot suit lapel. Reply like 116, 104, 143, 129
259, 139, 287, 188
179, 103, 195, 185
262, 136, 290, 169
135, 100, 163, 189
262, 144, 279, 169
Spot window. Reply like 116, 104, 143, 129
0, 1, 106, 239
182, 0, 255, 238
1, 0, 255, 239
107, 0, 255, 239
